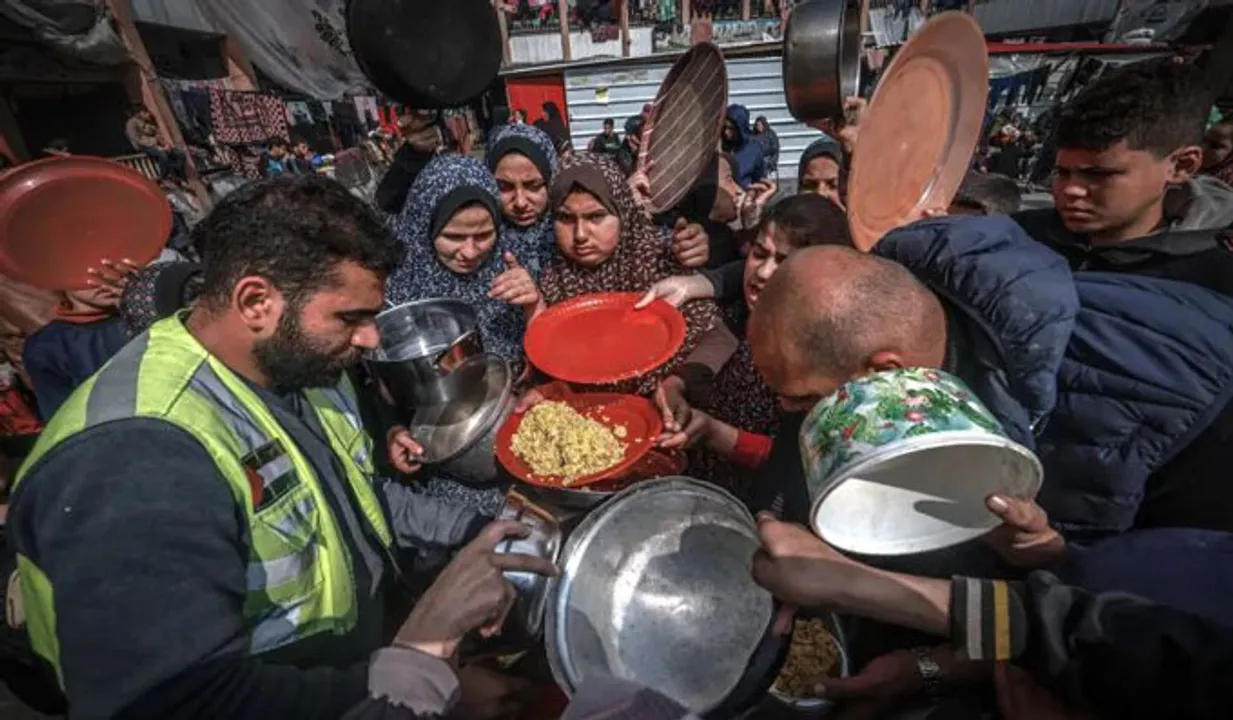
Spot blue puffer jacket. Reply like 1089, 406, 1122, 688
875, 216, 1233, 537
876, 216, 1233, 624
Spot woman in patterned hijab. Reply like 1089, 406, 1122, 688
540, 152, 721, 396
386, 154, 542, 371
486, 123, 559, 275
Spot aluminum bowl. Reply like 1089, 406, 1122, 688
545, 477, 777, 714
783, 0, 863, 122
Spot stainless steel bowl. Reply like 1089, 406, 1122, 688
411, 354, 515, 485
766, 613, 851, 717
783, 0, 863, 122
545, 477, 775, 714
495, 490, 563, 640
366, 299, 484, 408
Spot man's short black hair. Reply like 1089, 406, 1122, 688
952, 172, 1022, 216
1055, 58, 1212, 157
193, 175, 403, 309
603, 118, 615, 127
757, 193, 853, 249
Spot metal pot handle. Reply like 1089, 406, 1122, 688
434, 330, 484, 374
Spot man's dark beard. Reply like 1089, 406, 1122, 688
254, 308, 359, 391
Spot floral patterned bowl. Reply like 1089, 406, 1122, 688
799, 367, 1041, 556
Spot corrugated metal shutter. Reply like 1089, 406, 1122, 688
564, 54, 821, 180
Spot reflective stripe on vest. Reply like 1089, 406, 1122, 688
13, 316, 394, 683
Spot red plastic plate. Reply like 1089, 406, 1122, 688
525, 292, 687, 384
0, 156, 171, 290
495, 392, 664, 489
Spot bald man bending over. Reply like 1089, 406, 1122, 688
747, 213, 1233, 631
748, 246, 945, 414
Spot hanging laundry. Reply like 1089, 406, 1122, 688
209, 89, 289, 145
353, 96, 380, 129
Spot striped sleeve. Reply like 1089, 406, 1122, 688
950, 577, 1030, 662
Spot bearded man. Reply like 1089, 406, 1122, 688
7, 176, 555, 718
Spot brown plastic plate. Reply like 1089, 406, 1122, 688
0, 156, 171, 290
642, 42, 729, 214
847, 12, 989, 251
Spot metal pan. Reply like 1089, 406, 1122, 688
641, 42, 729, 214
846, 11, 989, 251
783, 0, 863, 122
345, 0, 502, 107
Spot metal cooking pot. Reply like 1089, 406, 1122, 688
494, 490, 563, 642
783, 0, 863, 122
345, 0, 502, 107
410, 354, 516, 485
366, 299, 485, 408
545, 477, 788, 717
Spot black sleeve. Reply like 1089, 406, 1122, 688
375, 147, 419, 215
699, 259, 745, 308
8, 419, 369, 719
950, 572, 1233, 719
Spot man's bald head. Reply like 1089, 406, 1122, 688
749, 246, 947, 411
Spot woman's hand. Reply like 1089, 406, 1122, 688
653, 376, 695, 449
489, 252, 542, 311
671, 217, 710, 268
514, 388, 545, 414
635, 274, 716, 309
387, 425, 424, 475
739, 179, 778, 229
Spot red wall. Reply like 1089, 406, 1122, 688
505, 73, 568, 127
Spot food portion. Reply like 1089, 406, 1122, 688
510, 401, 628, 484
772, 618, 842, 698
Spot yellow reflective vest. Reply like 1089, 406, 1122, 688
12, 316, 395, 686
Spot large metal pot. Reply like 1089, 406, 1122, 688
494, 490, 563, 643
366, 299, 485, 408
783, 0, 863, 122
410, 354, 515, 486
545, 477, 789, 717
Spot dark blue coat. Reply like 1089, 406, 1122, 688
876, 216, 1233, 623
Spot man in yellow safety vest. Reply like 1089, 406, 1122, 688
7, 175, 555, 718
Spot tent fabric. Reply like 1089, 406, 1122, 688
132, 0, 368, 100
0, 0, 128, 65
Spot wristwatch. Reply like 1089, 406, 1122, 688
914, 646, 943, 697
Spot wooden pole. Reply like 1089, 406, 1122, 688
495, 1, 512, 66
741, 0, 751, 21
966, 0, 977, 12
620, 0, 631, 57
860, 0, 870, 35
682, 0, 691, 25
558, 0, 572, 61
105, 0, 208, 204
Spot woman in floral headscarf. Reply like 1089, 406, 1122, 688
486, 123, 559, 273
385, 154, 543, 516
538, 152, 721, 397
386, 154, 542, 370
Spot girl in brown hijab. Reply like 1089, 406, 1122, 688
539, 152, 721, 396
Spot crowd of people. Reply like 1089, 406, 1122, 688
1, 53, 1233, 720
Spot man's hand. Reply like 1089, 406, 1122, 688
634, 274, 715, 309
984, 494, 1066, 568
393, 520, 558, 659
671, 217, 710, 268
819, 646, 994, 719
811, 96, 866, 155
489, 252, 542, 310
995, 663, 1093, 720
86, 257, 142, 309
455, 665, 533, 720
751, 514, 862, 608
386, 426, 424, 475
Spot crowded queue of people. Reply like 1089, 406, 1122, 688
4, 55, 1233, 719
